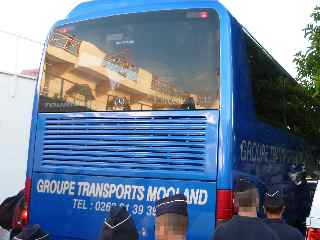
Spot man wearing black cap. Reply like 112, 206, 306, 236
213, 179, 279, 240
100, 206, 138, 240
263, 186, 304, 240
155, 194, 188, 240
13, 224, 50, 240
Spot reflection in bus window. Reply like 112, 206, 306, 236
39, 9, 220, 112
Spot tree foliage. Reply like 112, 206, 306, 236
294, 6, 320, 170
294, 6, 320, 94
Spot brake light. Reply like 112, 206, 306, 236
216, 190, 234, 224
23, 177, 32, 225
21, 210, 28, 225
186, 11, 209, 19
56, 27, 72, 34
307, 228, 320, 240
199, 11, 209, 19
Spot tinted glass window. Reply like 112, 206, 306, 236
285, 79, 305, 135
39, 9, 220, 112
246, 32, 319, 139
246, 34, 286, 129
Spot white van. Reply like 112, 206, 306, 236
306, 181, 320, 239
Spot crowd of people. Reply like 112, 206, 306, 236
0, 179, 306, 240
97, 179, 305, 240
213, 179, 304, 240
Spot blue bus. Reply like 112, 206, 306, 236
23, 0, 318, 239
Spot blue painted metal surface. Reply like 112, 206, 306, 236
34, 111, 219, 181
65, 0, 220, 22
230, 14, 314, 220
26, 39, 47, 177
30, 173, 216, 240
55, 0, 230, 27
230, 16, 308, 181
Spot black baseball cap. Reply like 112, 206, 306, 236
13, 224, 50, 240
264, 186, 284, 208
155, 194, 188, 217
234, 178, 256, 193
101, 206, 138, 240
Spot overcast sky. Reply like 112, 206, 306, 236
0, 0, 317, 76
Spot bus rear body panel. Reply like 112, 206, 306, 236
26, 1, 233, 239
30, 173, 216, 240
33, 111, 219, 181
29, 111, 219, 239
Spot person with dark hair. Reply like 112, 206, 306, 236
0, 189, 25, 239
100, 206, 138, 240
213, 179, 279, 240
155, 194, 188, 240
12, 224, 50, 240
181, 96, 195, 110
0, 190, 24, 231
263, 186, 304, 240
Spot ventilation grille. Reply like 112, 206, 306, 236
36, 113, 213, 178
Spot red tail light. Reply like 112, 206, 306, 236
307, 228, 320, 240
21, 210, 28, 225
216, 190, 234, 224
199, 11, 209, 19
22, 177, 32, 225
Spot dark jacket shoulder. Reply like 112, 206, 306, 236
213, 216, 280, 240
263, 219, 304, 240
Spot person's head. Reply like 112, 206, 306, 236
264, 186, 285, 219
234, 179, 259, 217
13, 224, 50, 240
101, 206, 138, 240
155, 194, 188, 240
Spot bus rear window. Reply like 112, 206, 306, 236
39, 9, 220, 112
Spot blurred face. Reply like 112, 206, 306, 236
155, 214, 187, 240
